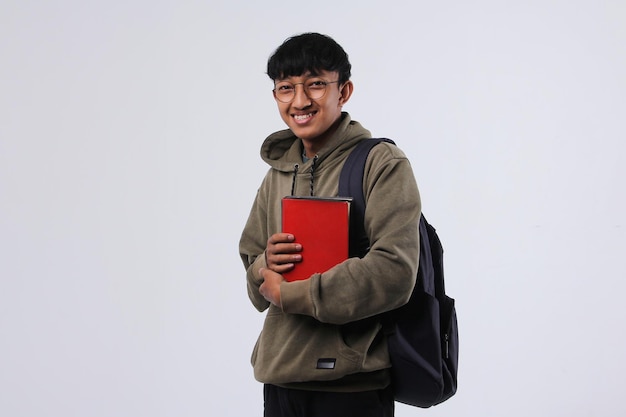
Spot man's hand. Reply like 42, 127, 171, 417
259, 267, 284, 308
266, 233, 302, 273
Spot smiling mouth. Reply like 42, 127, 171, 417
293, 112, 315, 123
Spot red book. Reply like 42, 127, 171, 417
281, 196, 352, 282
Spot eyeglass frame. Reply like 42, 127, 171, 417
272, 79, 341, 103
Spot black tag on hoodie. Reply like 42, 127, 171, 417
316, 358, 336, 369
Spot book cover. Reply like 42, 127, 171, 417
281, 196, 352, 282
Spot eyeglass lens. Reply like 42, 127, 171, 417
273, 80, 337, 103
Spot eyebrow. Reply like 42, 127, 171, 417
276, 71, 322, 82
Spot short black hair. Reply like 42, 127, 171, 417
267, 33, 352, 85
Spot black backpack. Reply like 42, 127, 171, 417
338, 138, 459, 408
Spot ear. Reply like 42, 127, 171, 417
338, 80, 354, 106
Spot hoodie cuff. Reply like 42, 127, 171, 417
250, 251, 268, 285
280, 276, 317, 316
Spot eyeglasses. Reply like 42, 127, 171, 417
273, 79, 340, 103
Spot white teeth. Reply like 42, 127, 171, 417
294, 113, 312, 121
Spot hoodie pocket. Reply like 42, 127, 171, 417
252, 311, 369, 384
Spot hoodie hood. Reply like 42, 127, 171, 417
260, 112, 372, 173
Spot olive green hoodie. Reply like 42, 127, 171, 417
239, 113, 421, 392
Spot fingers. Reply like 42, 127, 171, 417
267, 233, 295, 245
266, 233, 302, 272
268, 233, 302, 254
269, 259, 299, 273
267, 251, 302, 273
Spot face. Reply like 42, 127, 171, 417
273, 70, 353, 146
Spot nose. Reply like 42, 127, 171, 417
292, 84, 311, 108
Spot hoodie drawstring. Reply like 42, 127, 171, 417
309, 155, 318, 196
290, 155, 319, 197
291, 164, 299, 196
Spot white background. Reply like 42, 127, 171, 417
1, 1, 625, 416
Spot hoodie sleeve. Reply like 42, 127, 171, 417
239, 134, 303, 313
239, 182, 272, 312
280, 143, 421, 324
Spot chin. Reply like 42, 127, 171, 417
289, 126, 316, 140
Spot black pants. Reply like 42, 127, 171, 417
263, 384, 394, 417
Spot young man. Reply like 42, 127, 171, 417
239, 33, 421, 417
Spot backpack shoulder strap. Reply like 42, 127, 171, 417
339, 138, 395, 257
339, 138, 437, 295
